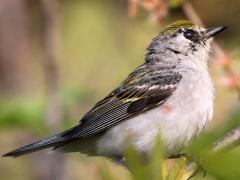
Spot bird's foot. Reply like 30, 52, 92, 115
181, 153, 206, 179
169, 153, 206, 179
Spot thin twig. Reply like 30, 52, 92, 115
214, 127, 240, 151
41, 0, 62, 131
179, 126, 240, 180
40, 0, 65, 180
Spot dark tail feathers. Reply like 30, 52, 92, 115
3, 126, 79, 157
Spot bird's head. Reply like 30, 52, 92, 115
146, 20, 227, 65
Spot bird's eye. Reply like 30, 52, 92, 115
183, 29, 198, 41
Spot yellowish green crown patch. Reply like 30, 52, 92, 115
161, 20, 196, 35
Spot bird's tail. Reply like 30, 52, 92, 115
2, 126, 78, 157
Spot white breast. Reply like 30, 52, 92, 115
96, 61, 214, 157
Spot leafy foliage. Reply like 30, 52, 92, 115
99, 113, 240, 180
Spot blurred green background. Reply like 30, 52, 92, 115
0, 0, 240, 179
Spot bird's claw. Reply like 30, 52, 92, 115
180, 153, 206, 179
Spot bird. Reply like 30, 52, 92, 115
3, 21, 227, 161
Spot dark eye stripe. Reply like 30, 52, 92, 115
183, 29, 199, 42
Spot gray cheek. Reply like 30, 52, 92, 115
173, 39, 192, 55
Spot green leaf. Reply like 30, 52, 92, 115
124, 142, 149, 180
100, 163, 115, 180
201, 149, 240, 180
149, 138, 164, 180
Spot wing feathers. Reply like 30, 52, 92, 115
73, 103, 130, 138
3, 63, 182, 156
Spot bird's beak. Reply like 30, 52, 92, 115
204, 25, 227, 39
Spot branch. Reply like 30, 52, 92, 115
178, 126, 240, 180
214, 127, 240, 151
39, 1, 65, 180
41, 0, 62, 131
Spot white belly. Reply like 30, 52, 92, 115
96, 68, 214, 157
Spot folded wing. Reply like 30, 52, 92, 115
3, 64, 182, 157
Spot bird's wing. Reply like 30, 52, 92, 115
2, 64, 182, 157
62, 64, 182, 139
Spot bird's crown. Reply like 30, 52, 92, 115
161, 20, 196, 35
